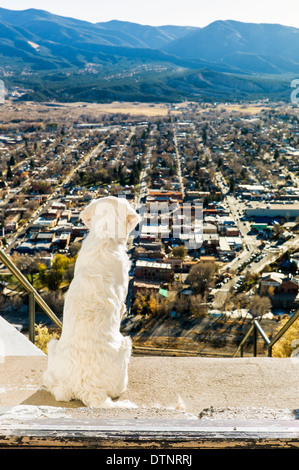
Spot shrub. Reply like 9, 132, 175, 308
34, 323, 60, 354
272, 317, 299, 358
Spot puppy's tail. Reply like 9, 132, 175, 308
46, 336, 58, 357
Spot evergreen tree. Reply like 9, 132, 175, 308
6, 165, 13, 179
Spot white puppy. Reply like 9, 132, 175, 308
43, 196, 140, 408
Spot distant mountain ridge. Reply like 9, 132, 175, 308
0, 8, 196, 50
162, 19, 299, 74
0, 8, 296, 102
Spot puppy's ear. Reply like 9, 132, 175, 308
80, 200, 96, 229
126, 203, 140, 235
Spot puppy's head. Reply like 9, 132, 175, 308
80, 196, 140, 240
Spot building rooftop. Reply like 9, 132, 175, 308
247, 202, 299, 210
136, 260, 171, 269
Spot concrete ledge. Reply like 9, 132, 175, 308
0, 355, 298, 448
1, 356, 299, 411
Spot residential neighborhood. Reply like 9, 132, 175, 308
0, 99, 299, 353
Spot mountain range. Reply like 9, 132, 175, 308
0, 7, 297, 103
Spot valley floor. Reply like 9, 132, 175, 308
121, 313, 279, 357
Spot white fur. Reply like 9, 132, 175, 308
43, 196, 140, 408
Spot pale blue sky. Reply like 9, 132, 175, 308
0, 0, 298, 28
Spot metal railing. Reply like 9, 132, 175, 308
233, 309, 299, 357
0, 248, 62, 343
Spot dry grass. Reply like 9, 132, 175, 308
218, 104, 266, 114
76, 101, 170, 116
0, 100, 170, 124
199, 104, 267, 115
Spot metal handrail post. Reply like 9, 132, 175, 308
233, 312, 298, 358
28, 292, 35, 343
253, 325, 257, 357
253, 319, 271, 346
233, 323, 254, 357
